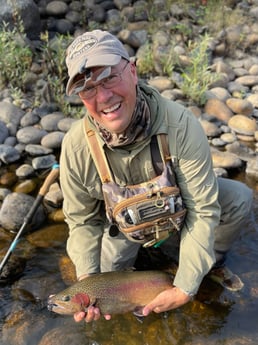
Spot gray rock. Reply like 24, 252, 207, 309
0, 0, 41, 40
0, 192, 46, 232
16, 127, 48, 145
40, 113, 65, 131
32, 154, 57, 170
0, 101, 24, 127
0, 144, 21, 164
40, 131, 65, 149
0, 120, 9, 144
25, 144, 53, 156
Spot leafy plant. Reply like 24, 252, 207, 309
0, 21, 33, 90
180, 34, 219, 105
39, 32, 84, 117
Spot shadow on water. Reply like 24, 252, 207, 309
0, 169, 258, 345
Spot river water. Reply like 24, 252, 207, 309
0, 169, 257, 345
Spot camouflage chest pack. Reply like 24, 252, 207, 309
84, 119, 186, 247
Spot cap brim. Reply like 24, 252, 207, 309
66, 55, 122, 96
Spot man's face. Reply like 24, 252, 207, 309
79, 60, 138, 134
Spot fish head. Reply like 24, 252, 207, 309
48, 292, 90, 315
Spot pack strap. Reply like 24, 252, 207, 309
84, 116, 170, 183
157, 134, 171, 164
84, 118, 113, 183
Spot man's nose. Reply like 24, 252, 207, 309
95, 84, 113, 102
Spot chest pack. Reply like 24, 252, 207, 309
84, 119, 186, 248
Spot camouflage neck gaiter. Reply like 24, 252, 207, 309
95, 86, 151, 147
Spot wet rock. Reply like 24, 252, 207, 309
2, 304, 48, 345
228, 114, 257, 135
0, 256, 26, 284
26, 223, 69, 248
59, 255, 77, 285
13, 179, 38, 194
0, 171, 18, 188
0, 192, 46, 233
0, 188, 11, 201
47, 209, 65, 223
38, 325, 88, 345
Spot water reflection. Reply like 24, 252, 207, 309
0, 169, 257, 345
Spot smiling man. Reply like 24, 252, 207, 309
60, 30, 253, 323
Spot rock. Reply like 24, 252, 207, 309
246, 157, 258, 180
0, 102, 24, 127
226, 98, 254, 115
0, 0, 41, 40
0, 120, 9, 144
0, 192, 46, 233
26, 223, 69, 248
13, 179, 38, 194
15, 164, 35, 178
247, 94, 258, 108
148, 76, 174, 92
199, 119, 221, 137
204, 99, 233, 123
16, 127, 48, 145
235, 75, 258, 86
31, 154, 57, 170
0, 145, 21, 164
40, 131, 65, 149
40, 112, 65, 131
228, 114, 257, 135
211, 149, 243, 169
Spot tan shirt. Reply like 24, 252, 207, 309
60, 83, 221, 295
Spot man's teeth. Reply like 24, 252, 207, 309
103, 103, 120, 114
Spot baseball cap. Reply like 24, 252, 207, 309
65, 30, 130, 95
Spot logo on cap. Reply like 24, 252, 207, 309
68, 35, 98, 61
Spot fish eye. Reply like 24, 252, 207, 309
62, 295, 70, 302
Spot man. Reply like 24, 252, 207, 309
60, 30, 253, 323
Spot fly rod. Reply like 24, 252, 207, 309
0, 163, 60, 274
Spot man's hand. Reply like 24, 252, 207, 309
74, 307, 111, 323
73, 274, 112, 323
142, 286, 191, 316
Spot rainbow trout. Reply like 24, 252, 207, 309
48, 270, 173, 316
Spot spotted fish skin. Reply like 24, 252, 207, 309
48, 270, 173, 316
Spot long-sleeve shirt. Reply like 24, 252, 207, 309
60, 82, 221, 296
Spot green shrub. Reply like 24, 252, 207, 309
0, 21, 33, 90
180, 34, 219, 105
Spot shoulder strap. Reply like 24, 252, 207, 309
157, 134, 171, 164
85, 116, 171, 183
84, 118, 113, 183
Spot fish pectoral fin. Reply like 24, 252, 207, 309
83, 297, 97, 313
133, 306, 145, 318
